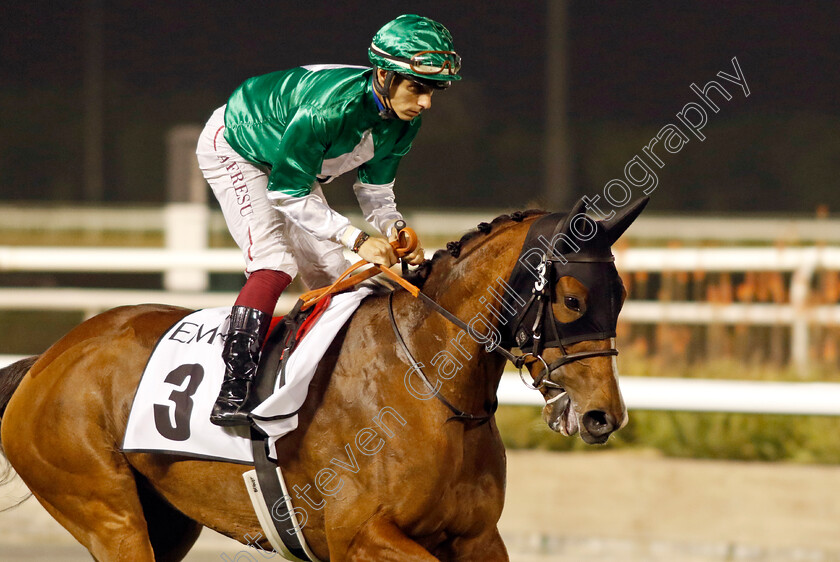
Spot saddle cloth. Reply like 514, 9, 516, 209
122, 287, 373, 463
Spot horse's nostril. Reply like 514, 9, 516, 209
581, 410, 614, 436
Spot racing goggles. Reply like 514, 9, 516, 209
372, 45, 462, 76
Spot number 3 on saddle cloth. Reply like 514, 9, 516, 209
122, 288, 374, 463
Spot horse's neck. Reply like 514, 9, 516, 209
407, 221, 531, 414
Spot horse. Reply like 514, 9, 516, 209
0, 197, 647, 561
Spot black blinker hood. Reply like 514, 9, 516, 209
498, 197, 649, 352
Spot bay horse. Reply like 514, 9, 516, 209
0, 197, 647, 561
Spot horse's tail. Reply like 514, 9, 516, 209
0, 356, 38, 491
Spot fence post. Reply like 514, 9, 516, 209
164, 125, 208, 292
790, 251, 816, 376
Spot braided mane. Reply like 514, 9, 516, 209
404, 209, 545, 288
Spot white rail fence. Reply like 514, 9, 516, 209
1, 247, 840, 415
0, 350, 837, 416
1, 244, 839, 369
2, 205, 840, 415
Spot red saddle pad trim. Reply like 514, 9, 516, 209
264, 294, 333, 349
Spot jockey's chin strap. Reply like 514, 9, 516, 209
372, 72, 398, 120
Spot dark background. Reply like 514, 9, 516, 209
3, 1, 839, 213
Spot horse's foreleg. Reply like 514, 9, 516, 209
339, 516, 438, 562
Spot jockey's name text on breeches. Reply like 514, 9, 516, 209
219, 155, 253, 217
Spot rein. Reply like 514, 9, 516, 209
306, 213, 625, 423
388, 292, 498, 425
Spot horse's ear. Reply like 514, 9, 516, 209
603, 196, 650, 246
567, 197, 587, 219
555, 197, 590, 239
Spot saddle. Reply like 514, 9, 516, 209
250, 295, 333, 418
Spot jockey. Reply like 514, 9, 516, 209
196, 14, 461, 426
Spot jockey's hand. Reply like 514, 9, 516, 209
357, 237, 399, 267
389, 227, 426, 266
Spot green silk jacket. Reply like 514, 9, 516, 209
223, 65, 421, 197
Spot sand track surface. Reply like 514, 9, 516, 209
2, 449, 839, 561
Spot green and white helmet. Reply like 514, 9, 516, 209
368, 14, 462, 90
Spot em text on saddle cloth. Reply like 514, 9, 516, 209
122, 288, 373, 463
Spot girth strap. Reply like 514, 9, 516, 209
249, 431, 312, 561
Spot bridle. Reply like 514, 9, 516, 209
506, 252, 619, 393
500, 212, 623, 392
388, 212, 622, 423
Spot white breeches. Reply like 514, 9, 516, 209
196, 106, 350, 290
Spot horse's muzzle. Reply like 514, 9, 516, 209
543, 388, 621, 444
580, 410, 617, 444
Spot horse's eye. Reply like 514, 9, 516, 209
564, 296, 581, 312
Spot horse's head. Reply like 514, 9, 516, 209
500, 197, 649, 444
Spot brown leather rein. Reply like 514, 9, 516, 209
298, 225, 615, 424
298, 227, 421, 311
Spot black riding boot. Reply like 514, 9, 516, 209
210, 305, 271, 426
